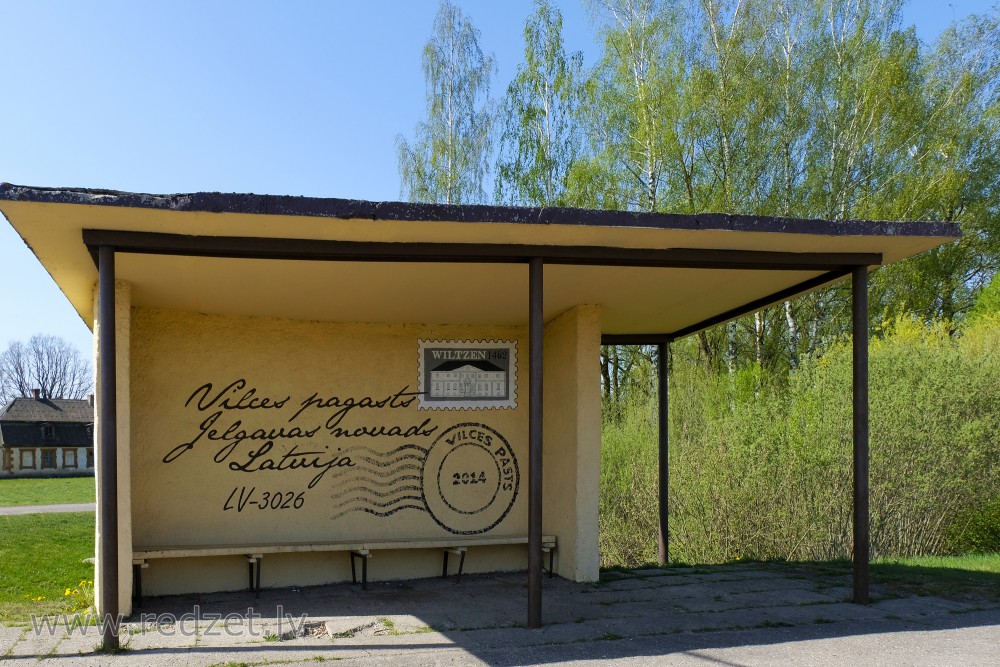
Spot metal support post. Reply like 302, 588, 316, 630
852, 266, 870, 604
657, 343, 669, 565
527, 257, 544, 628
98, 245, 119, 650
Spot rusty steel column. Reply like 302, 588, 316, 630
852, 266, 870, 605
657, 343, 669, 565
527, 257, 544, 628
98, 245, 120, 649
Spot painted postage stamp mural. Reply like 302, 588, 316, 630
155, 339, 521, 537
417, 339, 517, 410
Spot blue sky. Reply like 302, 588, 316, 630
0, 0, 995, 362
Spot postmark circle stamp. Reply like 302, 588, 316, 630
421, 423, 519, 535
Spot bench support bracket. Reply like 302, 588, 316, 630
131, 560, 148, 608
245, 555, 262, 598
442, 548, 467, 583
350, 551, 370, 590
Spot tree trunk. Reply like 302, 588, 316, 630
785, 300, 800, 369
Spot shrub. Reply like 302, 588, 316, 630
599, 315, 1000, 567
948, 495, 1000, 553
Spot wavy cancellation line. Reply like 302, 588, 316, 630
329, 504, 427, 520
329, 483, 422, 502
329, 493, 426, 520
348, 444, 430, 458
338, 462, 422, 478
355, 454, 425, 468
327, 444, 433, 520
328, 472, 420, 488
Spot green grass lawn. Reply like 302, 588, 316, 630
871, 553, 1000, 602
780, 554, 1000, 603
0, 512, 95, 623
0, 476, 95, 507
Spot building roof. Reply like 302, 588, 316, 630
0, 397, 94, 423
431, 360, 506, 373
0, 183, 960, 338
0, 397, 94, 447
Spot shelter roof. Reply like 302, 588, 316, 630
0, 183, 960, 338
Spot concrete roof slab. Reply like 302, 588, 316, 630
0, 183, 960, 336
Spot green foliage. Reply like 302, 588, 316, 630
397, 0, 998, 365
967, 274, 1000, 322
600, 399, 660, 566
396, 0, 495, 204
495, 0, 584, 207
948, 496, 1000, 554
570, 2, 993, 384
600, 316, 1000, 567
581, 1, 997, 370
581, 0, 685, 213
393, 1, 998, 373
864, 317, 999, 555
600, 344, 658, 410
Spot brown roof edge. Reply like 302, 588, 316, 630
0, 182, 962, 240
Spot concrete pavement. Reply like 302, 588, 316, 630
0, 502, 95, 515
1, 563, 997, 665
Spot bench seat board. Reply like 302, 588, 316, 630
134, 535, 556, 560
131, 534, 559, 605
133, 541, 366, 559
361, 535, 556, 551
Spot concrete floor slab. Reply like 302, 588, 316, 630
2, 564, 997, 666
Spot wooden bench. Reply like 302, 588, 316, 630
131, 535, 556, 605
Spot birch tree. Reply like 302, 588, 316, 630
496, 0, 584, 207
873, 8, 1000, 322
397, 1, 495, 204
584, 0, 684, 213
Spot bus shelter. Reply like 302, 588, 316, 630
0, 183, 959, 649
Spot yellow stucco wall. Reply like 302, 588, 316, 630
127, 308, 535, 597
542, 305, 602, 582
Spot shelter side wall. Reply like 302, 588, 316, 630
94, 280, 133, 616
542, 305, 602, 582
128, 308, 535, 595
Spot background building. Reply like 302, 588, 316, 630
0, 391, 94, 477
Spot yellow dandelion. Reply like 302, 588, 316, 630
65, 589, 72, 596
